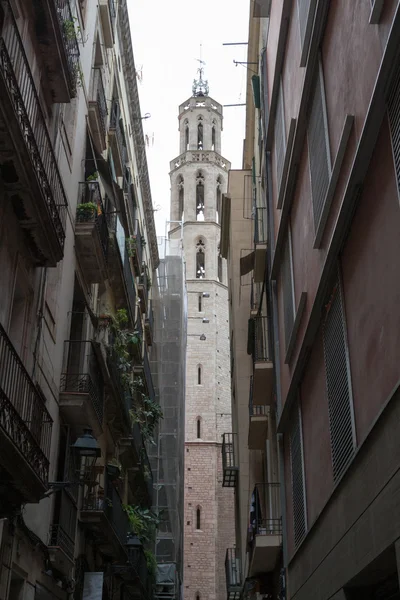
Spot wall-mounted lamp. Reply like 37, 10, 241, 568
134, 112, 151, 120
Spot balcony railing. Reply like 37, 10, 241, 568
83, 476, 130, 549
249, 483, 282, 538
0, 323, 52, 484
247, 316, 271, 362
249, 377, 267, 417
254, 207, 268, 244
110, 100, 126, 166
106, 344, 133, 429
225, 548, 242, 600
49, 524, 75, 562
90, 68, 108, 140
0, 12, 68, 251
60, 341, 105, 426
54, 0, 80, 95
250, 277, 263, 313
143, 349, 155, 401
222, 433, 239, 488
77, 182, 109, 257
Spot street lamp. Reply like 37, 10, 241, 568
45, 428, 101, 496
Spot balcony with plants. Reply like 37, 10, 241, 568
247, 482, 282, 577
88, 68, 108, 152
248, 376, 268, 451
144, 301, 154, 347
247, 315, 274, 407
59, 340, 105, 438
0, 3, 68, 265
106, 213, 137, 324
75, 180, 109, 284
0, 323, 52, 514
222, 433, 239, 488
25, 0, 80, 102
126, 221, 144, 277
137, 263, 151, 314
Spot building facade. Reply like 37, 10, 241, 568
0, 2, 162, 600
169, 72, 235, 600
220, 3, 283, 600
264, 2, 400, 600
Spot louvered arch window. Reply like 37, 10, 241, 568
290, 399, 307, 547
322, 267, 355, 481
307, 57, 331, 230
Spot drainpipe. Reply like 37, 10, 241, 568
265, 150, 288, 569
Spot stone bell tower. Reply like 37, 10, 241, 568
169, 66, 235, 600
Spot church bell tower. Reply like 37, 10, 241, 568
169, 65, 235, 600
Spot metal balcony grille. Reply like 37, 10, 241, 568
222, 433, 239, 487
91, 68, 108, 139
247, 315, 271, 362
388, 63, 400, 195
77, 182, 109, 257
49, 524, 75, 561
275, 80, 286, 195
248, 482, 281, 537
0, 9, 68, 249
290, 401, 307, 547
60, 341, 105, 426
248, 377, 267, 416
254, 207, 268, 244
282, 232, 295, 351
308, 59, 331, 230
0, 323, 52, 483
225, 548, 242, 600
55, 0, 80, 95
110, 100, 126, 159
323, 273, 355, 482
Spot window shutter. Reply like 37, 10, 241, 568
275, 80, 286, 197
297, 0, 317, 66
388, 65, 400, 195
252, 75, 261, 109
308, 59, 331, 230
290, 400, 307, 548
322, 269, 355, 482
282, 231, 295, 351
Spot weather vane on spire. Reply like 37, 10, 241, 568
192, 44, 209, 97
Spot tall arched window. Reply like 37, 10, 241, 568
218, 245, 223, 283
211, 126, 216, 151
197, 117, 203, 150
196, 507, 201, 529
185, 120, 189, 150
216, 176, 222, 224
197, 365, 202, 385
196, 239, 205, 278
177, 175, 184, 219
197, 418, 201, 438
196, 172, 205, 221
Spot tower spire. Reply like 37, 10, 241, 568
192, 44, 209, 97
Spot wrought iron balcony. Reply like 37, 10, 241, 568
247, 316, 273, 407
106, 345, 134, 436
225, 548, 242, 600
253, 206, 267, 283
60, 340, 105, 436
248, 376, 268, 451
144, 301, 154, 347
0, 323, 52, 506
109, 100, 126, 176
127, 220, 143, 276
112, 537, 152, 599
48, 492, 77, 573
248, 483, 282, 576
88, 68, 108, 151
75, 182, 109, 283
138, 264, 150, 314
81, 475, 130, 558
54, 0, 80, 97
222, 433, 239, 488
134, 348, 155, 401
0, 7, 68, 265
107, 213, 137, 324
49, 524, 75, 563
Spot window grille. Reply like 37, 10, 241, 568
290, 400, 307, 547
388, 63, 400, 196
323, 270, 355, 482
275, 79, 286, 197
282, 230, 295, 351
308, 58, 331, 230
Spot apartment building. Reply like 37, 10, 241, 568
264, 2, 400, 600
0, 1, 161, 600
220, 3, 283, 600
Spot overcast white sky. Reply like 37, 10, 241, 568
127, 0, 250, 236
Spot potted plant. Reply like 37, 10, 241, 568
76, 202, 97, 222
